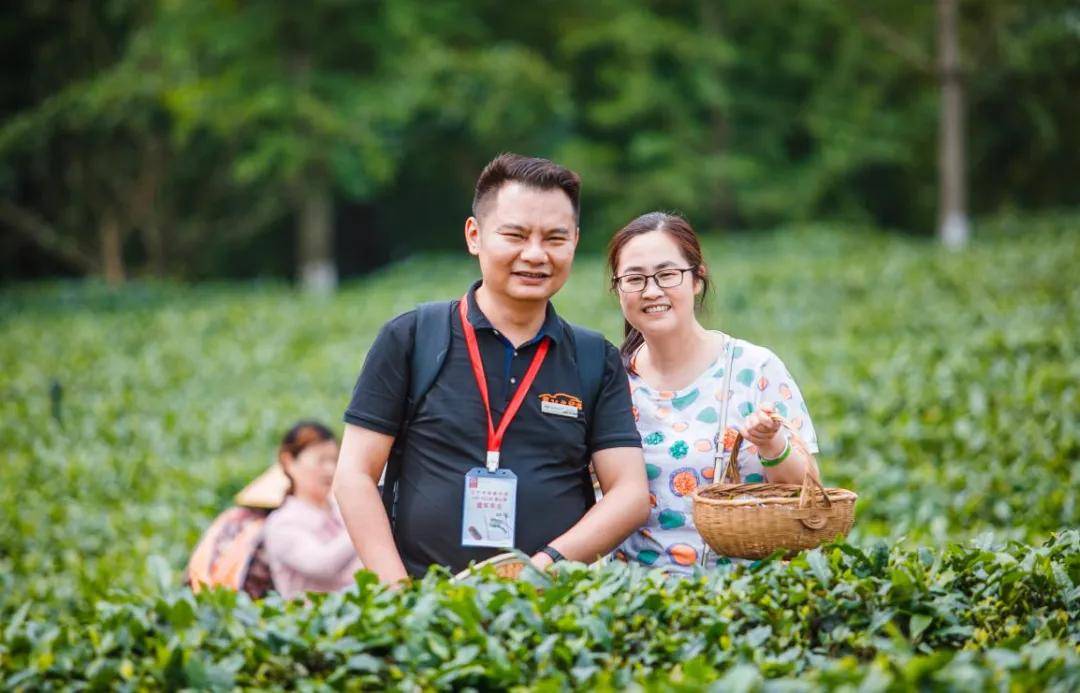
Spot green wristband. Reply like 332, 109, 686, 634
759, 438, 792, 467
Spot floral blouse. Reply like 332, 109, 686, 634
614, 333, 819, 574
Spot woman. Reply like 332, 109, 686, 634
263, 421, 362, 599
609, 213, 820, 573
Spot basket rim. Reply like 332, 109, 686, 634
452, 552, 530, 581
692, 482, 857, 508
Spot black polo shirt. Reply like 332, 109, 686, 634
344, 281, 641, 576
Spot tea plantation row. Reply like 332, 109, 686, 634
3, 533, 1078, 689
1, 213, 1078, 687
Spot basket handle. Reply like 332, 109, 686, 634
718, 410, 793, 485
719, 431, 744, 484
702, 335, 738, 569
721, 413, 831, 531
794, 469, 833, 529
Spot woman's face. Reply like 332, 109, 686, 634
614, 230, 702, 342
282, 439, 339, 503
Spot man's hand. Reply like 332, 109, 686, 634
529, 551, 555, 571
740, 405, 785, 458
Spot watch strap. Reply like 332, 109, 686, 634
540, 545, 566, 563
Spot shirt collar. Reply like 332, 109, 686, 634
464, 279, 562, 345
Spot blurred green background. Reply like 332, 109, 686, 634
2, 0, 1078, 284
3, 216, 1078, 614
2, 0, 1079, 624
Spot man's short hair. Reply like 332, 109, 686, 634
472, 153, 581, 221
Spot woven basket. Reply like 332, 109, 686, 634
692, 425, 857, 559
452, 552, 531, 581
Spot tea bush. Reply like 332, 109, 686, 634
2, 535, 1078, 689
1, 213, 1078, 688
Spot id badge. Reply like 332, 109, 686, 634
461, 468, 518, 548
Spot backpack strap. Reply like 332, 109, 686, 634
571, 324, 608, 508
408, 301, 454, 416
381, 300, 453, 521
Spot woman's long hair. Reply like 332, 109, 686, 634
606, 212, 710, 371
278, 421, 335, 495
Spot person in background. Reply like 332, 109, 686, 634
263, 421, 362, 599
608, 212, 820, 574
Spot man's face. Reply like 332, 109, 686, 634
465, 181, 579, 304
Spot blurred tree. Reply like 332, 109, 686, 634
558, 0, 939, 235
2, 0, 1077, 282
0, 1, 161, 284
554, 0, 733, 235
141, 0, 573, 289
142, 1, 411, 292
358, 1, 572, 258
0, 1, 289, 283
963, 0, 1080, 216
937, 0, 969, 249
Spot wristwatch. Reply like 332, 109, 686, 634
540, 545, 566, 563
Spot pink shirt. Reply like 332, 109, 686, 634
263, 496, 363, 600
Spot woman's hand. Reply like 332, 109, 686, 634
741, 405, 819, 483
740, 405, 786, 458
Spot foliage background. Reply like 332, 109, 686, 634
2, 0, 1079, 281
2, 1, 1079, 688
2, 215, 1079, 688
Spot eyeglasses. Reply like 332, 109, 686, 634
612, 267, 697, 293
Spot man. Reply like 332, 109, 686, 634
334, 153, 648, 584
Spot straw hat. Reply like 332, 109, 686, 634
235, 463, 291, 509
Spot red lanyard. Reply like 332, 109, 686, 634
458, 294, 551, 471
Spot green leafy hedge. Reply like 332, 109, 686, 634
3, 533, 1078, 689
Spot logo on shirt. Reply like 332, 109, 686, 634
539, 392, 582, 418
